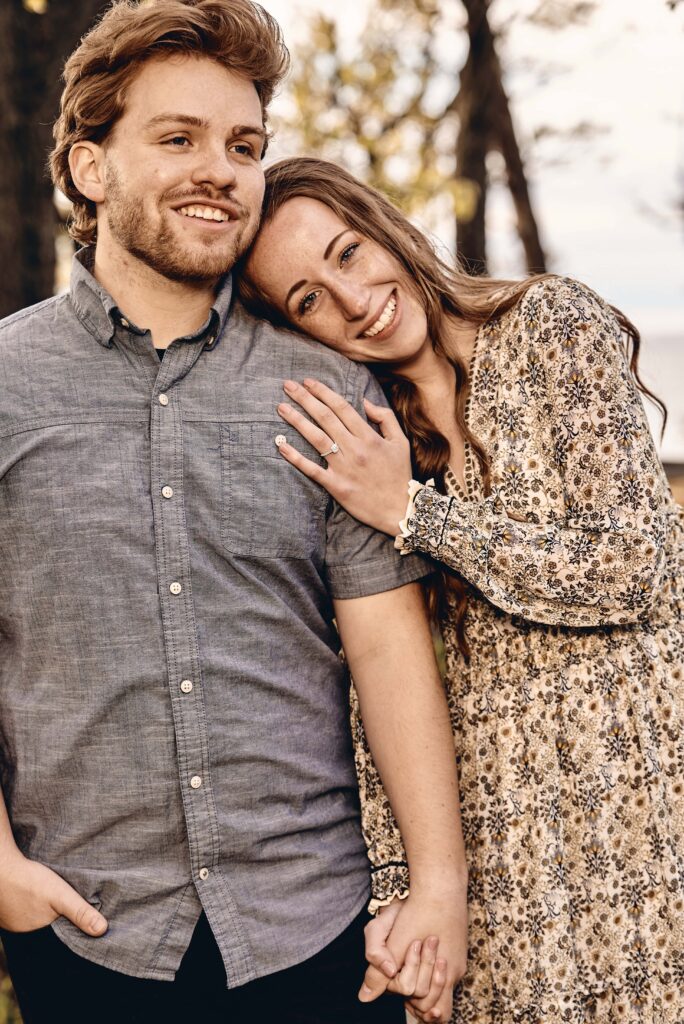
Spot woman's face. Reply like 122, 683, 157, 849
245, 197, 430, 365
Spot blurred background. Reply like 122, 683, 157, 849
0, 0, 682, 1018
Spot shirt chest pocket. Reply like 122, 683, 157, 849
220, 421, 330, 559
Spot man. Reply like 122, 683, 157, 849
0, 2, 466, 1021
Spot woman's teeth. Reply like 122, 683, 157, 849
178, 205, 230, 222
363, 294, 397, 338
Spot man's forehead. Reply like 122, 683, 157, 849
120, 54, 262, 122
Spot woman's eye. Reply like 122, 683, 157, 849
299, 291, 319, 316
165, 136, 190, 148
340, 243, 359, 265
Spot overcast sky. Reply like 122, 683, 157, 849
259, 0, 684, 459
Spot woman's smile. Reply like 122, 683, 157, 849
246, 197, 429, 365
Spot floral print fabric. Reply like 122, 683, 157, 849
352, 278, 684, 1023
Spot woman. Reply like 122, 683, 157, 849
240, 157, 684, 1023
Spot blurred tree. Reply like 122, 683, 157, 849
0, 945, 20, 1024
277, 0, 601, 275
0, 0, 106, 318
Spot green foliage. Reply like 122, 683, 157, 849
275, 0, 468, 220
0, 946, 21, 1024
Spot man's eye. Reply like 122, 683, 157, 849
230, 144, 255, 157
340, 243, 359, 265
299, 291, 319, 316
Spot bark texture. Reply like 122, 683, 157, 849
0, 1, 106, 319
457, 0, 547, 274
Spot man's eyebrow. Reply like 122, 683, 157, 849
143, 113, 209, 130
143, 115, 266, 140
285, 230, 352, 309
231, 123, 267, 141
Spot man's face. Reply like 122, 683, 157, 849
99, 55, 266, 283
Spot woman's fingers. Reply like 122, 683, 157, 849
277, 402, 338, 457
282, 380, 355, 444
388, 939, 423, 997
407, 956, 450, 1023
362, 398, 405, 440
274, 440, 329, 488
412, 935, 439, 999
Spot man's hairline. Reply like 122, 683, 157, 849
70, 51, 269, 157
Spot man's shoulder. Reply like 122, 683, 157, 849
0, 294, 70, 352
230, 300, 374, 398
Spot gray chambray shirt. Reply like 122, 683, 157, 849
0, 248, 428, 986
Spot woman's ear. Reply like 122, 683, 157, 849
68, 141, 106, 204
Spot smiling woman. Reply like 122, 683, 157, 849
239, 156, 684, 1023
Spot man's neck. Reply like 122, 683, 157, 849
92, 241, 220, 349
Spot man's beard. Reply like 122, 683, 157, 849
103, 163, 257, 283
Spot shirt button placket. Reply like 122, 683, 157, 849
153, 370, 218, 898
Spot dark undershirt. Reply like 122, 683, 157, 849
155, 349, 165, 360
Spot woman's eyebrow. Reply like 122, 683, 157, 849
284, 230, 354, 309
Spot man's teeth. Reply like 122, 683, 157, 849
363, 295, 397, 338
178, 205, 230, 222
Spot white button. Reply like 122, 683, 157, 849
180, 679, 193, 694
190, 775, 202, 789
169, 581, 182, 595
158, 394, 169, 406
275, 434, 287, 448
206, 335, 215, 347
161, 486, 174, 499
198, 867, 209, 881
120, 317, 130, 329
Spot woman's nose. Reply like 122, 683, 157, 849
331, 279, 370, 321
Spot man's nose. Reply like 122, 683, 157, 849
331, 279, 370, 321
190, 146, 238, 191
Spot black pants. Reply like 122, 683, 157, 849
1, 909, 403, 1024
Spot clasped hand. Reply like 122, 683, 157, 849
360, 893, 467, 1023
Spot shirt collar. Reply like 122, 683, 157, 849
69, 245, 233, 350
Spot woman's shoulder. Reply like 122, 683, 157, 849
490, 274, 623, 355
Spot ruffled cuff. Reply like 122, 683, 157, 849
368, 862, 410, 915
394, 479, 436, 554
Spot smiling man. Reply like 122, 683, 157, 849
0, 2, 466, 1022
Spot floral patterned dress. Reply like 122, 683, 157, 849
351, 277, 684, 1023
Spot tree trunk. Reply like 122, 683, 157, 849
458, 0, 547, 275
454, 45, 489, 274
0, 0, 107, 320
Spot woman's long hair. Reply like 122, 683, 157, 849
239, 157, 665, 658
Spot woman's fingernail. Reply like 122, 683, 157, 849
427, 935, 439, 950
277, 403, 292, 414
358, 984, 372, 1002
381, 959, 396, 977
302, 378, 315, 388
283, 380, 296, 393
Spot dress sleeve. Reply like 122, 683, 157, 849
349, 681, 410, 912
397, 278, 670, 628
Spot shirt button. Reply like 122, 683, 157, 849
180, 679, 193, 693
198, 867, 209, 881
161, 486, 174, 499
158, 394, 169, 406
275, 434, 287, 448
120, 317, 130, 329
169, 581, 182, 595
190, 775, 202, 789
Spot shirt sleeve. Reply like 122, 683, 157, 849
324, 365, 431, 600
397, 278, 671, 628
